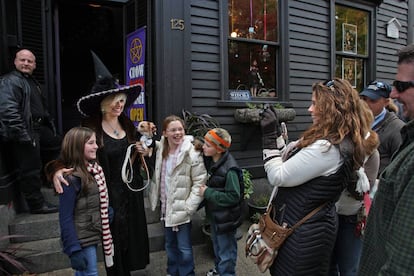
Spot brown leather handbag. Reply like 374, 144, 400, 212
245, 186, 326, 273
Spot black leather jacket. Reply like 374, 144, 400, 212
0, 71, 33, 143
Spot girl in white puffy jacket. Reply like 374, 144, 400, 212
148, 115, 207, 276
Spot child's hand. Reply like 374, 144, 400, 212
199, 184, 207, 196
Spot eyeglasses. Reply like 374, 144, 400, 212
393, 80, 414, 93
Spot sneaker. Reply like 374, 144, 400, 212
206, 268, 219, 276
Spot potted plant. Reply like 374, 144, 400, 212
181, 109, 220, 144
242, 168, 254, 200
247, 193, 270, 222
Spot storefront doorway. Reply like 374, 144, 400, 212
56, 0, 129, 131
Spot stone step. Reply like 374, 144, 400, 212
42, 187, 59, 207
9, 237, 74, 273
7, 210, 206, 273
9, 212, 60, 243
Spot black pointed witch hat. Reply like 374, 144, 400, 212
76, 51, 142, 117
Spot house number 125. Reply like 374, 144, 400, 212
171, 19, 184, 31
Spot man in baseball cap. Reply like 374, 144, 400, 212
360, 80, 404, 175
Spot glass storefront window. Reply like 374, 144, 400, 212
228, 0, 278, 99
229, 41, 276, 97
228, 0, 278, 41
335, 5, 369, 91
335, 56, 364, 89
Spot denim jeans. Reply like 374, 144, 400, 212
165, 222, 195, 276
210, 223, 237, 276
74, 245, 98, 276
329, 214, 362, 276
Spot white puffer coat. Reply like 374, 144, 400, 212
148, 135, 206, 227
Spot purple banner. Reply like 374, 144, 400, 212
125, 26, 146, 125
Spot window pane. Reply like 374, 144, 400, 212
229, 0, 278, 42
229, 41, 277, 98
335, 5, 368, 56
335, 56, 364, 91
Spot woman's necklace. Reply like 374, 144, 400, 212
104, 121, 120, 137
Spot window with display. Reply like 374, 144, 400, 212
228, 0, 278, 100
334, 5, 369, 91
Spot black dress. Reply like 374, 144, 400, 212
101, 132, 149, 275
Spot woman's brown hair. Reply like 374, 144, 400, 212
298, 78, 378, 169
60, 127, 96, 189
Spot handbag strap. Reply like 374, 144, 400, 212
290, 202, 328, 231
266, 186, 279, 212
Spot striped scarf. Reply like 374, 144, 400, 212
87, 162, 114, 267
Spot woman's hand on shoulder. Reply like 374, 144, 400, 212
53, 168, 74, 194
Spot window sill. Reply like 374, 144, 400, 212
217, 99, 293, 108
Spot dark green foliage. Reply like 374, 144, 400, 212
181, 109, 220, 141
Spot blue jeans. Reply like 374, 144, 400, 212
210, 223, 237, 276
74, 245, 98, 276
329, 214, 362, 276
164, 222, 195, 276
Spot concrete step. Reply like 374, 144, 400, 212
147, 210, 206, 252
42, 187, 59, 207
10, 237, 72, 273
35, 220, 269, 276
10, 237, 105, 274
144, 197, 160, 224
9, 212, 60, 243
7, 209, 206, 273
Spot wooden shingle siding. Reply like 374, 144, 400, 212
189, 1, 265, 171
376, 1, 409, 82
186, 0, 410, 175
288, 0, 331, 137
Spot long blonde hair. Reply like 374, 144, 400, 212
298, 78, 376, 169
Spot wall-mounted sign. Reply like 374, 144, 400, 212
228, 90, 251, 101
126, 26, 146, 125
387, 18, 401, 39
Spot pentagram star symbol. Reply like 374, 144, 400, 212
130, 38, 142, 64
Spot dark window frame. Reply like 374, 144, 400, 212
332, 1, 377, 89
218, 0, 290, 108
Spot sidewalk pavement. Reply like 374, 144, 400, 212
37, 220, 270, 276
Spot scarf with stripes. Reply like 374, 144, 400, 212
87, 162, 114, 267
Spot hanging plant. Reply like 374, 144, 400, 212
234, 103, 296, 124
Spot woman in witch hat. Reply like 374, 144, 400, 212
46, 51, 152, 275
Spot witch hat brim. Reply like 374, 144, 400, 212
76, 51, 142, 117
77, 83, 142, 117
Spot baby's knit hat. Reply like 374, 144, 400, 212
204, 128, 232, 153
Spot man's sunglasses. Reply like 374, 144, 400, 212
393, 80, 414, 93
